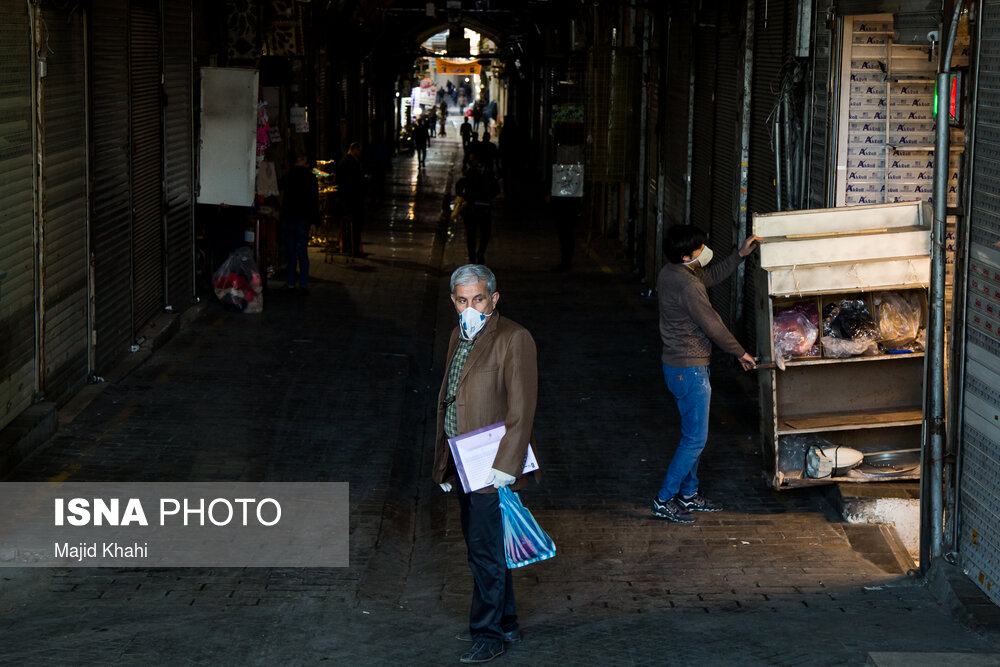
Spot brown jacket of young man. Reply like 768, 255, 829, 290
433, 312, 539, 493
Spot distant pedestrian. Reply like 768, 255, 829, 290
472, 102, 483, 132
460, 117, 473, 149
456, 149, 498, 264
434, 263, 538, 665
278, 153, 319, 294
413, 121, 429, 168
651, 225, 761, 523
337, 142, 367, 257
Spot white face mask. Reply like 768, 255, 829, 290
685, 245, 713, 268
459, 307, 491, 340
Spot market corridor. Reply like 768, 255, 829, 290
1, 134, 997, 665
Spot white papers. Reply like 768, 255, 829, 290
448, 422, 538, 494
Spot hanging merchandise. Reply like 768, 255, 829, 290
212, 247, 264, 313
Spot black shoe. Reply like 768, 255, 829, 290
676, 493, 722, 512
460, 641, 505, 663
456, 629, 521, 643
651, 496, 695, 523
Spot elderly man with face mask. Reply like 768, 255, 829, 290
433, 264, 538, 664
651, 225, 761, 524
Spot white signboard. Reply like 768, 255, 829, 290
198, 67, 259, 206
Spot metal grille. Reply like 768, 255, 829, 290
808, 14, 832, 207
662, 18, 693, 228
587, 47, 640, 183
162, 0, 194, 310
958, 0, 1000, 608
0, 1, 36, 430
690, 18, 719, 238
39, 5, 89, 404
129, 1, 163, 334
745, 0, 792, 351
90, 0, 133, 374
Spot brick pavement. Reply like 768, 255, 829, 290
1, 128, 998, 665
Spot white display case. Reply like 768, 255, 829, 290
753, 201, 932, 489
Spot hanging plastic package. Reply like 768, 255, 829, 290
212, 247, 264, 313
874, 291, 923, 351
497, 487, 556, 569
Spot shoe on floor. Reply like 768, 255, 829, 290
676, 492, 722, 512
456, 629, 521, 643
460, 640, 505, 663
651, 496, 695, 523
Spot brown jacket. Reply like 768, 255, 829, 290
433, 312, 539, 493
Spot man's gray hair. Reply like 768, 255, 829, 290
450, 264, 496, 295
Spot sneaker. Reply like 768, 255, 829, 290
460, 640, 505, 663
651, 496, 695, 523
677, 493, 722, 512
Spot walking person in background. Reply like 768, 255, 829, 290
460, 116, 473, 149
278, 152, 319, 294
456, 149, 498, 264
651, 224, 761, 523
434, 264, 539, 664
413, 120, 429, 168
337, 142, 367, 257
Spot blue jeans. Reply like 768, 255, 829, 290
657, 364, 711, 501
283, 219, 310, 287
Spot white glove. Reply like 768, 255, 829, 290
485, 468, 516, 489
440, 482, 453, 492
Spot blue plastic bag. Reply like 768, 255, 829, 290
498, 487, 556, 569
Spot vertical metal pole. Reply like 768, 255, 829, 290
31, 0, 45, 398
923, 0, 965, 570
637, 9, 650, 277
684, 10, 696, 226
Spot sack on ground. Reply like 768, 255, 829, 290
212, 247, 264, 314
498, 486, 556, 569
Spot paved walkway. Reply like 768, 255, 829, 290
2, 128, 998, 665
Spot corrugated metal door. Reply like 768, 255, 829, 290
644, 28, 662, 283
662, 13, 693, 229
709, 5, 741, 330
90, 0, 132, 375
808, 12, 833, 208
129, 1, 163, 335
689, 14, 718, 238
162, 0, 193, 309
39, 5, 90, 404
0, 1, 36, 430
957, 0, 1000, 608
745, 0, 792, 349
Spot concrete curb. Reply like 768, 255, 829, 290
926, 557, 1000, 643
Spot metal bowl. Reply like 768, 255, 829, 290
858, 449, 920, 476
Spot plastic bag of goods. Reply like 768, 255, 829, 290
498, 487, 556, 569
212, 247, 264, 313
772, 302, 820, 362
821, 298, 878, 358
874, 291, 922, 351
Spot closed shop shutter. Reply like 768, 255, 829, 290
39, 5, 89, 404
130, 1, 163, 334
709, 6, 741, 330
0, 1, 36, 430
690, 17, 718, 238
644, 40, 662, 282
808, 16, 833, 208
745, 0, 793, 349
90, 0, 132, 374
958, 0, 1000, 608
162, 0, 194, 309
662, 15, 693, 229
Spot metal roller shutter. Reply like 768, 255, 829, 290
39, 5, 89, 404
808, 13, 833, 208
129, 1, 163, 334
958, 0, 1000, 608
689, 15, 718, 238
162, 0, 194, 310
644, 30, 662, 282
0, 1, 36, 430
90, 0, 132, 375
662, 14, 693, 228
744, 0, 793, 350
709, 6, 742, 330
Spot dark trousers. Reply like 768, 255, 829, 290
416, 145, 427, 166
282, 219, 310, 287
458, 491, 517, 643
464, 205, 492, 264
